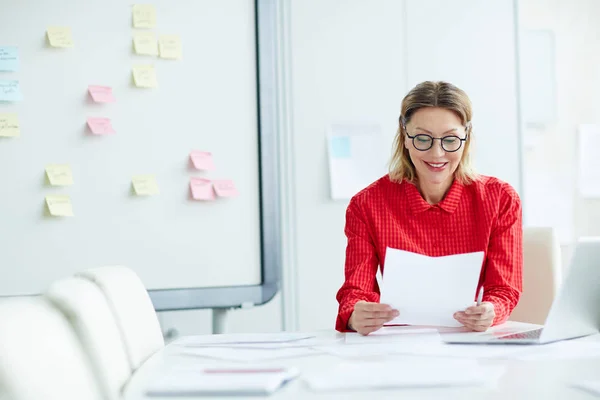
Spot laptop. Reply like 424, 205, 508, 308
444, 237, 600, 345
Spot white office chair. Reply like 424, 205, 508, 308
76, 266, 164, 371
45, 277, 131, 400
0, 298, 103, 400
509, 227, 562, 325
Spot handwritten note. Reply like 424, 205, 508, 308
0, 80, 22, 102
132, 175, 159, 196
132, 4, 157, 28
190, 178, 215, 201
133, 32, 158, 56
46, 195, 74, 217
132, 65, 157, 88
45, 164, 73, 186
0, 113, 19, 137
46, 27, 74, 48
87, 117, 115, 135
213, 180, 239, 198
0, 47, 18, 72
158, 35, 182, 59
189, 151, 215, 170
88, 85, 115, 103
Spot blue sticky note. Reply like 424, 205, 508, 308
330, 136, 352, 158
0, 80, 23, 102
0, 47, 19, 72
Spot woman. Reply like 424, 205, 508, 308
335, 81, 523, 335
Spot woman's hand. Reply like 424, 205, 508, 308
454, 302, 495, 332
348, 301, 399, 335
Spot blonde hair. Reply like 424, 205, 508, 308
389, 81, 478, 184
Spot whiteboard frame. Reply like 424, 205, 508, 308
149, 0, 281, 311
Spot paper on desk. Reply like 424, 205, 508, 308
572, 380, 600, 396
578, 124, 600, 198
317, 333, 441, 358
380, 248, 484, 327
145, 366, 299, 397
515, 340, 600, 361
176, 346, 321, 363
345, 327, 439, 344
303, 359, 505, 391
176, 332, 316, 347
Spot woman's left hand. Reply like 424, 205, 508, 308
454, 302, 495, 332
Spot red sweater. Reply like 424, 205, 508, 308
335, 175, 523, 332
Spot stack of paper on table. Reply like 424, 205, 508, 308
176, 346, 322, 362
145, 365, 300, 397
380, 248, 484, 327
175, 332, 316, 347
172, 332, 336, 362
572, 381, 600, 396
303, 359, 505, 391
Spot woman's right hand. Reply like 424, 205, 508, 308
348, 300, 400, 335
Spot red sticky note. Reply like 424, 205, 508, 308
190, 177, 215, 201
190, 150, 215, 170
87, 117, 115, 135
88, 85, 115, 103
213, 179, 238, 198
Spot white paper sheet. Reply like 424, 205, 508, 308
303, 359, 505, 391
379, 248, 484, 327
327, 123, 388, 200
345, 327, 439, 344
175, 332, 315, 347
516, 340, 600, 361
145, 366, 300, 396
578, 124, 600, 198
175, 346, 322, 362
572, 380, 600, 396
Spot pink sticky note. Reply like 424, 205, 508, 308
87, 117, 115, 135
190, 151, 215, 170
190, 178, 215, 201
88, 85, 116, 103
213, 179, 239, 198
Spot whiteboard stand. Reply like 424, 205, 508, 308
212, 308, 228, 335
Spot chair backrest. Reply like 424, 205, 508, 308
509, 227, 562, 324
45, 277, 131, 400
76, 266, 164, 371
0, 298, 103, 400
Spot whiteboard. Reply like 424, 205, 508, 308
0, 0, 280, 307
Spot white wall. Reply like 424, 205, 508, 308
287, 0, 521, 331
519, 0, 600, 270
289, 0, 407, 331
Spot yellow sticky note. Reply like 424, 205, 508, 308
0, 113, 20, 137
132, 175, 159, 196
132, 4, 157, 28
45, 164, 73, 186
158, 35, 182, 60
132, 65, 157, 88
46, 27, 74, 48
46, 195, 74, 217
133, 32, 158, 56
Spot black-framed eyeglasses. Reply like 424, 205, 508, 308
406, 133, 467, 153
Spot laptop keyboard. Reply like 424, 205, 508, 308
497, 329, 543, 340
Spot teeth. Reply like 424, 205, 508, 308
427, 162, 445, 168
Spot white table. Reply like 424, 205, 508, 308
123, 323, 600, 400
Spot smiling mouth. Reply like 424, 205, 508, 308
424, 161, 448, 168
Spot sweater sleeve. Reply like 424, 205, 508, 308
335, 200, 380, 332
482, 184, 523, 325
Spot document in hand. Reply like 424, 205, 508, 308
145, 366, 300, 397
379, 248, 484, 327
